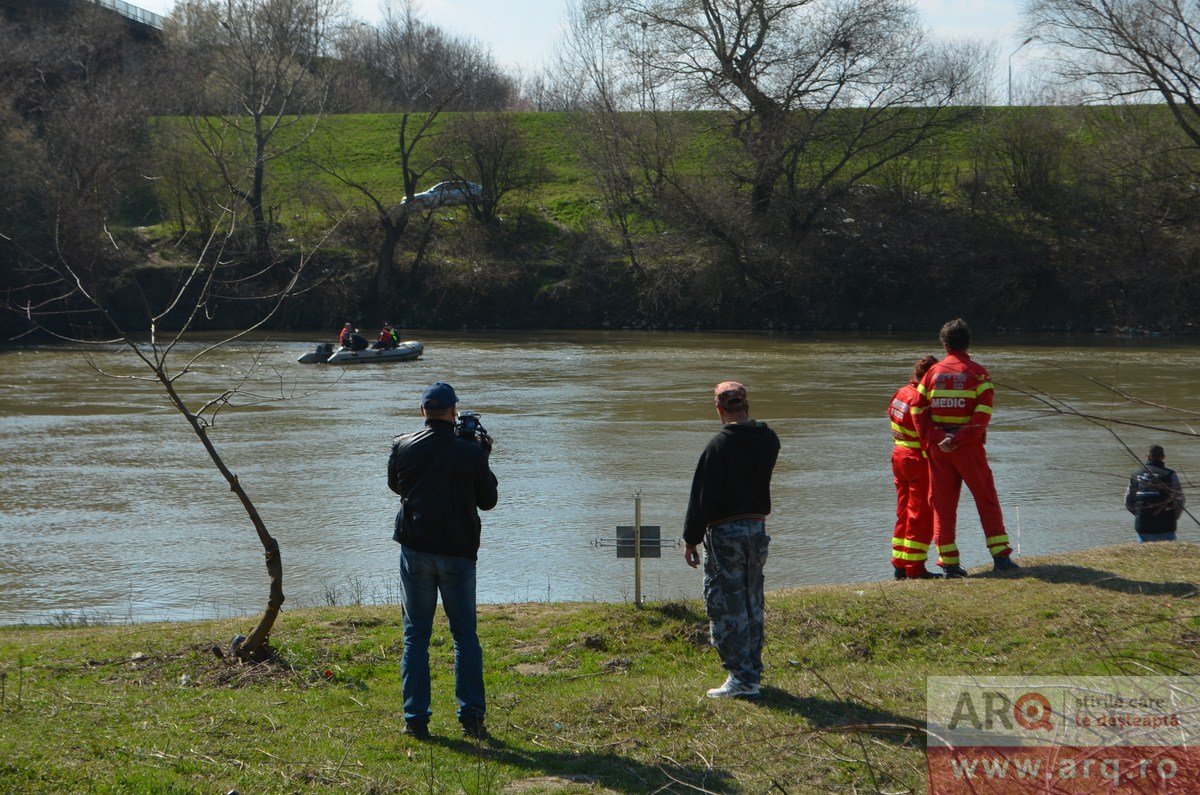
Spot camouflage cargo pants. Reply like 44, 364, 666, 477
703, 518, 770, 685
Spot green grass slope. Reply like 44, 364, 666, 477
2, 543, 1198, 793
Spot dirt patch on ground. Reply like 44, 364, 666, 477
503, 774, 614, 793
328, 616, 386, 629
513, 663, 553, 677
510, 639, 550, 656
668, 623, 711, 648
92, 644, 308, 690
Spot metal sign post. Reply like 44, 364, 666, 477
635, 491, 642, 606
591, 491, 681, 608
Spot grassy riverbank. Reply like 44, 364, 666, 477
2, 543, 1198, 793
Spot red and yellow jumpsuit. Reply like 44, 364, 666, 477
912, 351, 1012, 566
888, 382, 933, 576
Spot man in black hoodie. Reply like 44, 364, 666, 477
684, 381, 780, 699
389, 382, 498, 740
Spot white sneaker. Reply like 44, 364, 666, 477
705, 675, 761, 699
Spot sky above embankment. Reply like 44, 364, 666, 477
134, 0, 1031, 78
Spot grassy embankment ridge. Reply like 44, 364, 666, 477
2, 543, 1199, 793
130, 106, 1196, 333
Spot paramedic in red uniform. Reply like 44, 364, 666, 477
912, 318, 1019, 577
888, 355, 941, 580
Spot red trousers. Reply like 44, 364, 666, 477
891, 451, 934, 575
926, 441, 1011, 565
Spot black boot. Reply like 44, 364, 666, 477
941, 564, 969, 578
403, 720, 431, 740
993, 555, 1021, 572
908, 569, 944, 580
461, 715, 490, 741
893, 567, 907, 581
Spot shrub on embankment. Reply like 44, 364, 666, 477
2, 543, 1198, 792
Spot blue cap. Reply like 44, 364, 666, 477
421, 382, 458, 410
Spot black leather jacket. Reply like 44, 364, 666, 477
388, 419, 498, 560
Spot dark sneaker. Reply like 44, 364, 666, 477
893, 568, 907, 581
993, 556, 1021, 572
941, 564, 969, 579
461, 716, 490, 741
403, 721, 431, 741
907, 569, 944, 580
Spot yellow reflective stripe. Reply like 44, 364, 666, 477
974, 405, 993, 415
893, 538, 930, 551
938, 555, 960, 564
917, 383, 930, 397
927, 389, 977, 399
910, 406, 925, 415
932, 415, 970, 424
891, 421, 918, 437
938, 543, 958, 553
987, 535, 1009, 545
975, 381, 994, 396
894, 440, 921, 449
894, 550, 929, 562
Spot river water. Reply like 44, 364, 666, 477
1, 331, 1196, 624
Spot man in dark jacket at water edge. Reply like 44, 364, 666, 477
684, 381, 780, 700
388, 382, 497, 740
1125, 445, 1186, 542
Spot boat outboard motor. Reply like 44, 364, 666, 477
297, 342, 335, 364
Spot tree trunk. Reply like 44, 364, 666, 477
160, 376, 283, 662
375, 214, 408, 303
251, 139, 270, 263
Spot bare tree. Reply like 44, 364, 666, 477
582, 0, 982, 221
1026, 0, 1200, 152
307, 112, 444, 303
9, 221, 338, 661
442, 113, 539, 225
554, 3, 681, 272
337, 0, 513, 112
312, 0, 511, 301
0, 8, 150, 234
165, 0, 345, 263
0, 6, 157, 325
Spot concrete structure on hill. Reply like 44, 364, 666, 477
0, 0, 164, 34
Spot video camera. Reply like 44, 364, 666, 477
455, 410, 489, 446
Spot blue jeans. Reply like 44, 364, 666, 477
1138, 532, 1176, 543
399, 547, 485, 724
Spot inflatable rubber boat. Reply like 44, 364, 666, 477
298, 341, 424, 364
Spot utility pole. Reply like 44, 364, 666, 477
1008, 36, 1034, 106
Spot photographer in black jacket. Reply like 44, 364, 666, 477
388, 382, 497, 740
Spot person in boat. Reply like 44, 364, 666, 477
373, 324, 396, 350
339, 323, 369, 351
389, 323, 401, 348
